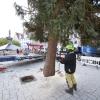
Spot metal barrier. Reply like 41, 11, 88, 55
81, 56, 100, 68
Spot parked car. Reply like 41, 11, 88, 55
56, 49, 67, 62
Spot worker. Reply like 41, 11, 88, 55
60, 43, 77, 95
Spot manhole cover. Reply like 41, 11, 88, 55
20, 75, 36, 83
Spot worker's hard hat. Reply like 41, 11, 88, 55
66, 43, 75, 51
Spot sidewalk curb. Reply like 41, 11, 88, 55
0, 56, 44, 67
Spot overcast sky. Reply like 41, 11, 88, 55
0, 1, 99, 38
0, 0, 27, 38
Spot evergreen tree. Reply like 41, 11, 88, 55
14, 0, 100, 77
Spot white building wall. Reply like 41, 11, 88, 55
13, 32, 33, 49
69, 30, 81, 48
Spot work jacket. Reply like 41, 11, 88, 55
64, 52, 76, 74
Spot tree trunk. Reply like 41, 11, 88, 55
43, 36, 58, 77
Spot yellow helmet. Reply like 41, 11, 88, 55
66, 43, 75, 51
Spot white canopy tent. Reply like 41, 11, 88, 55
0, 44, 20, 51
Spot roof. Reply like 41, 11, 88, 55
0, 44, 20, 51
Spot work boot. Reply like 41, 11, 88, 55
65, 88, 73, 95
73, 84, 77, 91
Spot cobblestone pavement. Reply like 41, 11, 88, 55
0, 61, 100, 100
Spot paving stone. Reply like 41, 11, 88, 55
0, 93, 3, 100
2, 94, 9, 100
1, 61, 100, 100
